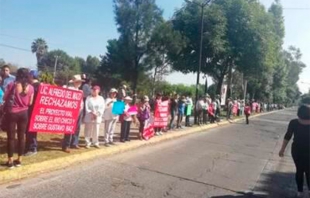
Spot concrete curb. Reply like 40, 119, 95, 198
0, 110, 284, 184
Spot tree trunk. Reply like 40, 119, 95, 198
227, 62, 233, 99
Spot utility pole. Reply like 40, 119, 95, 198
53, 55, 59, 83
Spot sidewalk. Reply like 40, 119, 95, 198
0, 111, 280, 184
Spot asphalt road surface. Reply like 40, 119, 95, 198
0, 108, 306, 198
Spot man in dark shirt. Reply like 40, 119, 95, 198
169, 94, 178, 130
25, 70, 40, 156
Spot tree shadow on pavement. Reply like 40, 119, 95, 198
211, 172, 299, 198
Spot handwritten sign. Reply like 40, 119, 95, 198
153, 101, 169, 127
186, 104, 192, 116
112, 101, 125, 115
28, 84, 83, 134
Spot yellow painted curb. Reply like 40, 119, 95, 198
0, 109, 285, 184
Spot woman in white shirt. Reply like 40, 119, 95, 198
120, 96, 133, 142
84, 86, 105, 148
103, 88, 119, 147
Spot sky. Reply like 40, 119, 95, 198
0, 0, 309, 93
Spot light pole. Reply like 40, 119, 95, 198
186, 0, 211, 124
53, 55, 59, 83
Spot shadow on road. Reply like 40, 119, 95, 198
211, 172, 298, 198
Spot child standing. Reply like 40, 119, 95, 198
120, 96, 133, 142
244, 102, 251, 125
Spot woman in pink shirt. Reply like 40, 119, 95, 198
4, 68, 34, 168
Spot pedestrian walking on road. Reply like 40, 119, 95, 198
103, 88, 119, 146
279, 104, 310, 198
84, 86, 105, 149
244, 102, 251, 124
4, 68, 34, 168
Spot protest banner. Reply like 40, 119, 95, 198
128, 105, 138, 115
186, 104, 192, 116
153, 100, 169, 128
142, 116, 154, 140
112, 101, 125, 115
28, 84, 83, 134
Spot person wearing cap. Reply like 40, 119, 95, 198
103, 88, 119, 146
84, 85, 105, 148
120, 96, 133, 142
137, 95, 151, 139
62, 75, 84, 153
24, 70, 41, 156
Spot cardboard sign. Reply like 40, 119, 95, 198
28, 84, 83, 134
142, 117, 154, 140
128, 105, 138, 115
112, 101, 125, 115
153, 100, 169, 128
186, 104, 192, 116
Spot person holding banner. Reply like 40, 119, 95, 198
25, 70, 41, 156
4, 68, 34, 168
84, 86, 105, 149
137, 96, 151, 139
62, 75, 84, 153
120, 96, 133, 142
103, 88, 119, 146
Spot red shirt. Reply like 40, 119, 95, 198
244, 106, 251, 115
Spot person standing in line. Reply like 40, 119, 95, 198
84, 86, 105, 149
196, 96, 204, 125
240, 100, 245, 117
0, 65, 16, 92
202, 96, 209, 125
4, 68, 34, 168
226, 98, 233, 120
237, 99, 241, 116
62, 75, 84, 153
103, 88, 119, 146
120, 96, 133, 142
24, 70, 41, 156
118, 84, 127, 100
215, 95, 221, 119
177, 96, 186, 129
0, 76, 4, 105
154, 93, 164, 135
81, 78, 92, 119
137, 95, 151, 139
169, 94, 178, 130
244, 102, 251, 124
279, 104, 310, 198
185, 93, 193, 127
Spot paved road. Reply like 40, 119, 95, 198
0, 109, 305, 198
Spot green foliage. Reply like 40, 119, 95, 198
99, 0, 163, 92
31, 38, 48, 70
39, 72, 55, 85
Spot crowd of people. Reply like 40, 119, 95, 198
0, 65, 281, 169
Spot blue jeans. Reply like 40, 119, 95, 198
26, 132, 38, 152
62, 113, 82, 149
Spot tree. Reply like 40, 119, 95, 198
170, 0, 277, 98
43, 50, 81, 84
31, 38, 48, 71
112, 0, 163, 93
146, 21, 185, 96
84, 55, 100, 75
